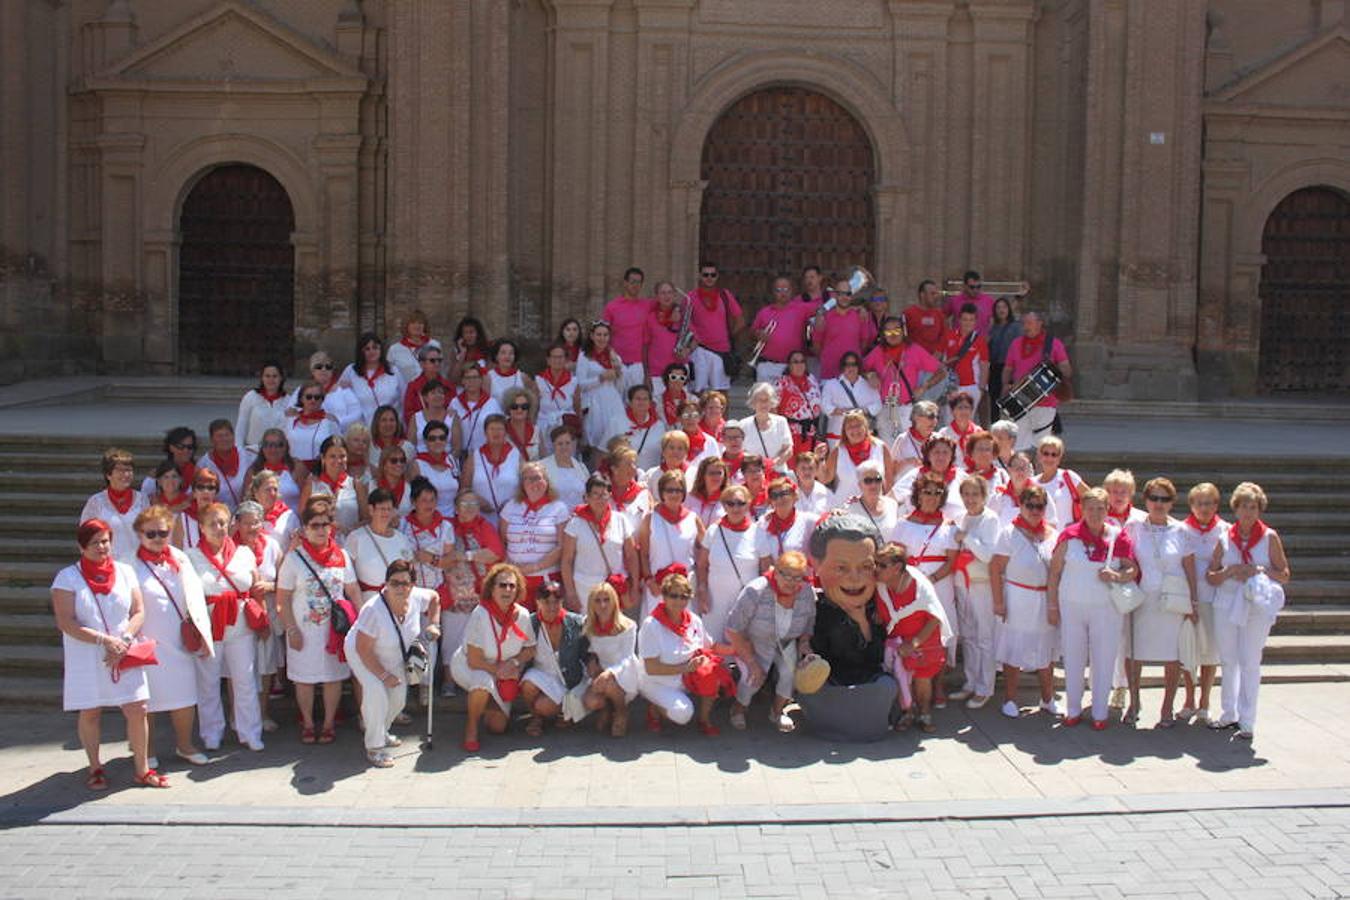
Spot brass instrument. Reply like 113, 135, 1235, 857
809, 265, 876, 341
941, 279, 1031, 297
673, 287, 697, 357
746, 318, 778, 369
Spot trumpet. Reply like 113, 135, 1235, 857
746, 319, 778, 369
942, 279, 1030, 297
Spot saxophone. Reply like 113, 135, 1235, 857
674, 288, 696, 357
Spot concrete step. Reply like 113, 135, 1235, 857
0, 612, 59, 645
0, 491, 101, 515
0, 675, 62, 709
1281, 580, 1346, 604
0, 435, 163, 455
1272, 605, 1350, 635
1, 562, 69, 588
0, 586, 54, 613
0, 644, 62, 676
1262, 634, 1350, 663
0, 537, 78, 562
1279, 556, 1350, 579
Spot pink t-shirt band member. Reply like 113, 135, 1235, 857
944, 269, 996, 333
602, 266, 653, 367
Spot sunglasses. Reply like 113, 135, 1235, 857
769, 489, 795, 500
388, 458, 407, 465
667, 373, 687, 382
861, 477, 883, 485
426, 357, 444, 364
920, 489, 945, 497
1146, 495, 1173, 503
509, 403, 530, 410
174, 443, 196, 452
664, 592, 694, 601
312, 363, 334, 371
302, 394, 323, 401
307, 520, 334, 528
700, 271, 718, 278
141, 529, 170, 539
1022, 502, 1047, 511
722, 499, 748, 508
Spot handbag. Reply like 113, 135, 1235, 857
294, 549, 355, 636
496, 677, 521, 702
90, 587, 159, 682
1103, 528, 1143, 615
141, 561, 206, 653
1160, 574, 1193, 616
244, 597, 271, 634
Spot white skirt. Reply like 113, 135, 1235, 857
285, 616, 350, 684
144, 633, 201, 713
63, 636, 150, 712
450, 645, 513, 710
1195, 602, 1220, 667
1131, 590, 1183, 663
994, 584, 1058, 670
582, 385, 626, 449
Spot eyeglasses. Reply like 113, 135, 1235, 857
388, 458, 407, 465
663, 592, 694, 601
302, 394, 323, 402
456, 498, 481, 508
509, 403, 530, 410
769, 489, 795, 500
141, 529, 170, 539
861, 476, 883, 485
1146, 495, 1173, 503
722, 499, 747, 508
667, 373, 687, 382
174, 442, 196, 452
262, 441, 285, 449
1022, 502, 1047, 511
777, 570, 806, 581
312, 363, 334, 371
426, 357, 444, 364
882, 329, 904, 337
914, 412, 937, 420
700, 271, 718, 278
919, 488, 945, 497
774, 286, 791, 293
387, 579, 414, 589
307, 520, 334, 529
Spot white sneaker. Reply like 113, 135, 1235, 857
1039, 698, 1060, 716
175, 749, 209, 766
772, 710, 795, 733
243, 740, 264, 753
948, 689, 974, 702
261, 718, 279, 733
1001, 700, 1020, 719
966, 695, 991, 710
729, 709, 747, 731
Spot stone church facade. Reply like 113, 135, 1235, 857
1, 0, 1346, 397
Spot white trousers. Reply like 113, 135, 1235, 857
754, 361, 787, 385
1013, 405, 1056, 451
195, 634, 262, 746
690, 346, 730, 393
350, 655, 407, 751
957, 580, 996, 697
1060, 600, 1123, 721
1215, 612, 1272, 730
734, 641, 797, 707
440, 609, 470, 673
639, 679, 695, 724
620, 361, 647, 394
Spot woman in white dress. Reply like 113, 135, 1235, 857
757, 477, 814, 569
697, 484, 761, 643
386, 310, 434, 383
198, 419, 254, 512
608, 447, 653, 534
536, 345, 581, 453
53, 519, 163, 789
248, 469, 298, 550
822, 410, 893, 505
463, 415, 522, 525
578, 582, 641, 737
366, 444, 414, 523
890, 400, 939, 476
288, 381, 339, 469
639, 572, 718, 734
842, 460, 902, 543
520, 581, 589, 735
344, 559, 424, 768
80, 448, 149, 563
738, 382, 794, 474
685, 456, 729, 529
347, 488, 416, 602
937, 393, 980, 469
246, 428, 305, 514
188, 501, 264, 752
451, 563, 537, 752
637, 470, 706, 620
502, 387, 545, 462
486, 339, 538, 409
276, 496, 360, 745
576, 320, 626, 462
1180, 481, 1226, 723
340, 332, 405, 426
293, 351, 363, 434
235, 361, 290, 452
1126, 477, 1198, 729
448, 365, 499, 458
439, 491, 505, 697
371, 404, 418, 469
233, 500, 284, 732
408, 381, 455, 456
1047, 487, 1139, 729
132, 506, 212, 766
498, 462, 570, 605
172, 468, 221, 552
1034, 435, 1087, 527
819, 352, 881, 448
1205, 482, 1291, 741
947, 474, 1005, 710
562, 474, 640, 615
540, 426, 589, 510
303, 435, 367, 537
411, 420, 459, 518
622, 386, 665, 472
1104, 468, 1147, 531
989, 483, 1060, 719
894, 470, 960, 706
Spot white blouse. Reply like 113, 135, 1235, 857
500, 499, 570, 572
235, 390, 290, 452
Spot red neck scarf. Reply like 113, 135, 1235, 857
319, 470, 347, 493
574, 502, 611, 537
480, 443, 511, 469
373, 435, 402, 451
200, 536, 238, 578
263, 458, 287, 473
494, 365, 519, 379
720, 515, 751, 532
697, 286, 721, 311
537, 604, 564, 627
967, 461, 997, 480
1107, 505, 1132, 525
1185, 513, 1221, 535
908, 509, 943, 525
1060, 520, 1110, 562
158, 490, 189, 513
766, 570, 796, 600
654, 303, 679, 329
722, 452, 743, 477
362, 366, 384, 392
686, 429, 707, 455
264, 499, 288, 525
507, 422, 535, 456
408, 511, 446, 537
243, 532, 268, 566
210, 447, 240, 478
627, 406, 658, 430
378, 477, 407, 507
655, 503, 688, 525
611, 480, 642, 510
456, 391, 489, 414
482, 598, 527, 644
107, 487, 135, 515
80, 555, 116, 595
653, 601, 691, 636
843, 437, 872, 467
661, 391, 686, 425
301, 535, 345, 568
1230, 520, 1268, 565
1013, 515, 1049, 540
522, 494, 551, 514
257, 387, 284, 402
295, 409, 326, 425
416, 450, 448, 468
589, 347, 616, 369
539, 367, 572, 401
399, 335, 428, 351
701, 420, 724, 441
767, 509, 797, 535
592, 614, 618, 636
950, 420, 975, 446
881, 343, 905, 366
907, 427, 928, 447
1020, 333, 1046, 358
788, 373, 812, 394
136, 545, 180, 573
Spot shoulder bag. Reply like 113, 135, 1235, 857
141, 560, 205, 653
294, 549, 354, 636
1104, 528, 1143, 615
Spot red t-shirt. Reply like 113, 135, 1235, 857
903, 304, 947, 356
942, 330, 990, 385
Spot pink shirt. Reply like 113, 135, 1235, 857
602, 296, 654, 365
645, 305, 684, 378
813, 306, 877, 379
751, 300, 815, 363
945, 292, 996, 332
689, 288, 742, 352
861, 344, 941, 403
1003, 336, 1069, 407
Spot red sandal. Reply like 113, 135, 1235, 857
300, 725, 317, 744
646, 707, 662, 734
318, 727, 336, 744
85, 767, 108, 791
135, 769, 170, 789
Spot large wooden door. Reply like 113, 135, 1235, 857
178, 165, 296, 375
1258, 187, 1350, 393
699, 87, 875, 317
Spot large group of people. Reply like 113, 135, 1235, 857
57, 265, 1291, 786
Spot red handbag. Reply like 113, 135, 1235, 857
244, 598, 270, 634
681, 651, 737, 698
180, 621, 204, 654
496, 677, 520, 703
112, 638, 159, 682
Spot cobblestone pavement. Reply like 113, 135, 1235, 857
2, 806, 1349, 899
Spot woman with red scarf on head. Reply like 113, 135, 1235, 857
696, 484, 761, 643
387, 309, 434, 384
276, 496, 360, 745
139, 427, 198, 499
756, 477, 813, 569
53, 518, 163, 789
302, 436, 367, 537
685, 456, 729, 529
502, 387, 544, 462
133, 505, 212, 768
498, 462, 570, 609
990, 483, 1061, 719
577, 321, 627, 461
463, 414, 522, 526
639, 571, 729, 735
894, 434, 964, 521
1180, 482, 1225, 723
235, 360, 289, 453
438, 490, 505, 698
172, 468, 221, 551
1047, 487, 1138, 729
537, 345, 581, 452
638, 470, 706, 620
289, 381, 339, 470
894, 471, 960, 706
821, 410, 893, 506
198, 419, 253, 512
340, 332, 405, 427
1034, 435, 1086, 528
1206, 482, 1291, 741
81, 448, 149, 563
247, 428, 304, 513
607, 447, 652, 534
562, 474, 641, 616
188, 501, 264, 753
774, 351, 822, 457
232, 499, 285, 732
247, 470, 298, 550
450, 562, 538, 752
937, 393, 980, 469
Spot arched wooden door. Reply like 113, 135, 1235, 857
1258, 187, 1350, 393
178, 165, 296, 375
699, 87, 876, 316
